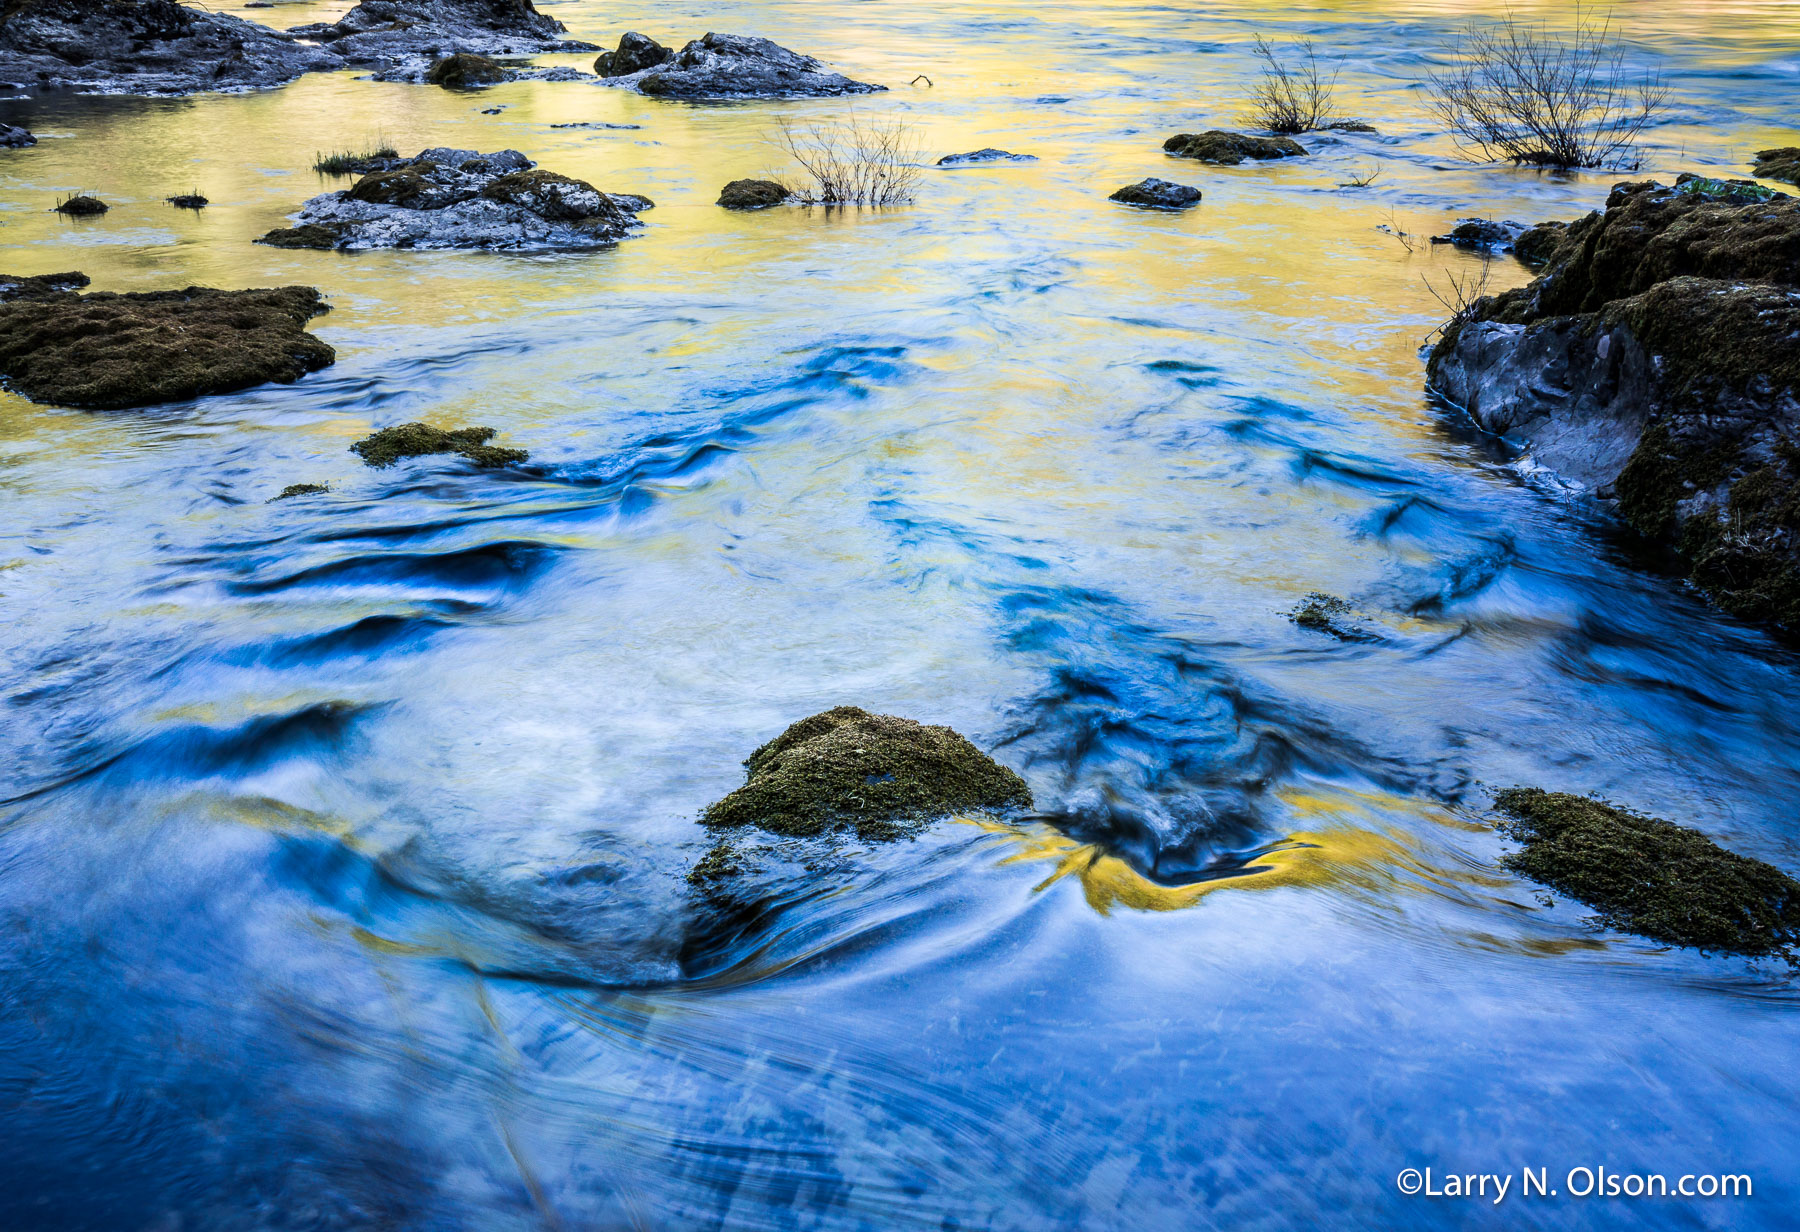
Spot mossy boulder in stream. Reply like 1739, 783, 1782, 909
0, 278, 334, 409
1753, 147, 1800, 186
1163, 130, 1306, 164
717, 178, 788, 210
350, 422, 527, 468
424, 52, 507, 87
1493, 788, 1800, 960
1427, 175, 1800, 633
701, 706, 1032, 840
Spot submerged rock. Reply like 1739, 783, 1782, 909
701, 706, 1032, 841
1109, 178, 1202, 209
1287, 592, 1369, 640
53, 194, 106, 215
1, 123, 34, 147
1753, 147, 1800, 186
1431, 217, 1527, 253
0, 0, 339, 95
604, 32, 883, 99
717, 178, 788, 210
258, 147, 649, 251
593, 30, 671, 77
1493, 788, 1800, 960
936, 148, 1037, 167
1428, 176, 1800, 630
0, 280, 334, 409
350, 422, 527, 468
424, 51, 507, 86
272, 482, 329, 500
1163, 130, 1307, 164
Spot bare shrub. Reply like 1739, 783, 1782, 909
1422, 261, 1493, 327
1339, 163, 1382, 189
776, 112, 922, 206
1378, 209, 1418, 253
1425, 9, 1667, 169
1246, 35, 1339, 134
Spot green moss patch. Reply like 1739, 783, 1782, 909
0, 282, 334, 409
1162, 130, 1306, 164
272, 482, 328, 500
1494, 788, 1800, 960
257, 223, 347, 250
349, 422, 528, 469
701, 706, 1032, 840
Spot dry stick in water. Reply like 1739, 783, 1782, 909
777, 112, 923, 206
1424, 6, 1667, 168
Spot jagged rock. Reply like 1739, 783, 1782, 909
701, 706, 1032, 840
1753, 147, 1800, 186
1163, 130, 1307, 164
1109, 178, 1202, 209
1431, 217, 1527, 253
717, 178, 787, 209
1, 123, 34, 147
0, 0, 340, 95
936, 148, 1037, 166
0, 279, 334, 409
603, 32, 883, 99
424, 51, 506, 86
593, 30, 670, 77
257, 147, 649, 251
1426, 175, 1800, 630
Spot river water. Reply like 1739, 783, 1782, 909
3, 1, 1799, 1228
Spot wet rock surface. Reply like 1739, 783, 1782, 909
287, 0, 590, 67
1431, 217, 1527, 253
258, 147, 649, 251
424, 51, 507, 86
717, 178, 788, 210
350, 422, 527, 468
1163, 130, 1307, 164
0, 0, 340, 95
1427, 175, 1800, 630
1, 122, 34, 146
593, 31, 671, 77
1110, 178, 1202, 209
936, 148, 1037, 166
603, 32, 883, 99
0, 278, 334, 409
700, 706, 1033, 841
1753, 147, 1800, 186
1494, 788, 1800, 961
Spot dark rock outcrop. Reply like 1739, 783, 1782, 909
0, 279, 334, 409
1109, 178, 1202, 209
1427, 174, 1800, 630
1163, 130, 1307, 164
1, 123, 34, 146
166, 192, 207, 209
701, 706, 1032, 840
603, 32, 883, 99
936, 148, 1037, 166
1511, 221, 1567, 267
0, 270, 87, 300
287, 0, 589, 63
1753, 147, 1800, 186
53, 194, 106, 215
1494, 788, 1800, 961
424, 51, 506, 86
717, 178, 787, 210
0, 0, 339, 95
593, 30, 670, 77
257, 147, 649, 251
351, 422, 526, 468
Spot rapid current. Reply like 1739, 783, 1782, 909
3, 1, 1799, 1228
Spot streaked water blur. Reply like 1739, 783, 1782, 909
3, 1, 1799, 1228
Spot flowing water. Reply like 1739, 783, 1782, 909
4, 1, 1800, 1228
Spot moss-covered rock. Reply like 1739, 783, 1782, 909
1109, 178, 1202, 209
1163, 130, 1306, 164
0, 281, 334, 409
257, 223, 348, 250
1493, 788, 1800, 960
478, 168, 619, 223
272, 482, 329, 500
0, 271, 89, 301
424, 52, 508, 87
350, 422, 527, 469
701, 706, 1032, 840
1427, 176, 1800, 635
717, 178, 788, 210
1753, 147, 1800, 186
54, 195, 107, 216
1511, 220, 1567, 266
